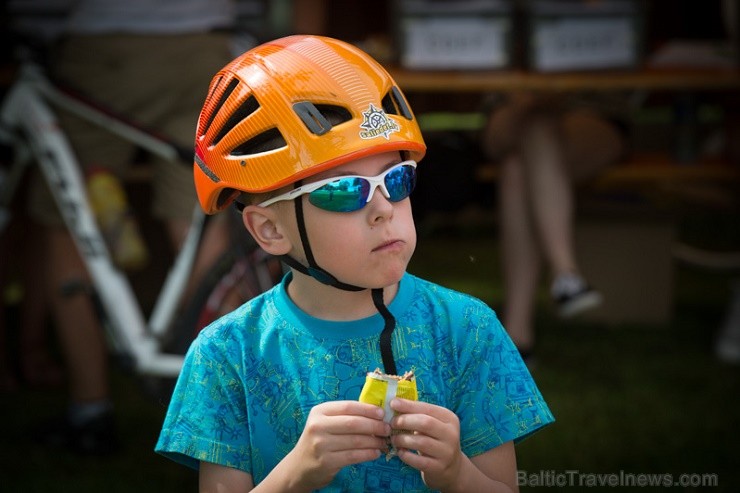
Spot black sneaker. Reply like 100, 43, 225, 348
32, 411, 120, 456
551, 274, 603, 318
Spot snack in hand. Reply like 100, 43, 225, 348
358, 368, 418, 459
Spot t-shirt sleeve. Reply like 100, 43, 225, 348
451, 300, 555, 457
155, 325, 252, 473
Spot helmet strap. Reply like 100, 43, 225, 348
372, 287, 398, 375
282, 183, 398, 374
281, 186, 364, 292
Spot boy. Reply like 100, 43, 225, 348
156, 35, 554, 492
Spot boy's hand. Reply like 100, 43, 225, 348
389, 398, 464, 491
287, 401, 391, 490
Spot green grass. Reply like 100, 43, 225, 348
2, 226, 739, 492
1, 369, 197, 492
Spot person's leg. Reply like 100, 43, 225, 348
499, 154, 542, 353
0, 230, 17, 391
561, 109, 626, 182
33, 33, 120, 411
482, 98, 542, 353
46, 228, 109, 404
30, 226, 119, 454
20, 221, 64, 387
524, 109, 625, 274
521, 109, 625, 316
519, 115, 578, 276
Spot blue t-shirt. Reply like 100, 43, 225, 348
156, 272, 554, 491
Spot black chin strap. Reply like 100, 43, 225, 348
284, 187, 397, 374
282, 190, 364, 292
372, 288, 398, 376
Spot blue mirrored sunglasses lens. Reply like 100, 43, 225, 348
307, 164, 417, 212
385, 165, 416, 202
308, 177, 369, 212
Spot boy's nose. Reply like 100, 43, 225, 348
364, 182, 389, 205
367, 185, 394, 223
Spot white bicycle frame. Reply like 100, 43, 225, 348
0, 61, 202, 377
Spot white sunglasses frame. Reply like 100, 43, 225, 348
258, 160, 418, 209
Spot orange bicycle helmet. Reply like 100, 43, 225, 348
193, 34, 426, 214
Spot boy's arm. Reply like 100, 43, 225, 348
200, 461, 254, 492
199, 461, 300, 493
200, 460, 309, 493
390, 398, 519, 493
464, 442, 519, 493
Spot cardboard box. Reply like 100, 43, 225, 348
395, 0, 514, 70
525, 0, 644, 72
574, 212, 675, 325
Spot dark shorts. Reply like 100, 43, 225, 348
28, 32, 233, 225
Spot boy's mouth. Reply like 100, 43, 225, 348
372, 239, 404, 252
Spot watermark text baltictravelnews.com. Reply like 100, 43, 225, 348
518, 470, 719, 488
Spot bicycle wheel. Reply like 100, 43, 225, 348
165, 244, 284, 356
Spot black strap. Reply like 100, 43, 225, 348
372, 288, 397, 376
289, 186, 397, 373
294, 192, 316, 266
291, 191, 364, 292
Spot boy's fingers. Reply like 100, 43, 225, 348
312, 401, 390, 437
389, 399, 460, 440
320, 400, 385, 420
390, 398, 451, 420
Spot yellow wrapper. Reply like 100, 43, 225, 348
359, 369, 418, 460
358, 370, 417, 423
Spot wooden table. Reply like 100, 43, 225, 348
388, 67, 740, 190
388, 67, 740, 93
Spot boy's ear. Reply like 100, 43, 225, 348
241, 205, 292, 256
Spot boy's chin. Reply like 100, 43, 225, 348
369, 269, 406, 290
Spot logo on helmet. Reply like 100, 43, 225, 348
359, 104, 400, 141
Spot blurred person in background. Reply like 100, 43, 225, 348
481, 91, 630, 363
16, 0, 237, 455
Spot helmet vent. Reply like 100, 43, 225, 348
214, 94, 260, 146
230, 127, 286, 156
203, 77, 239, 137
294, 102, 351, 135
382, 87, 413, 120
